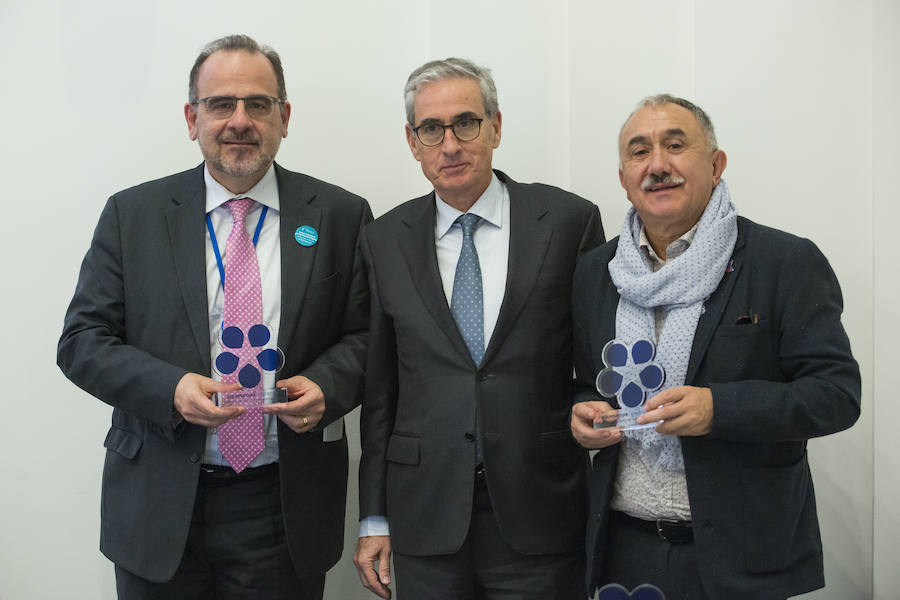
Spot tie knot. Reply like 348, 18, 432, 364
456, 213, 483, 238
226, 197, 255, 222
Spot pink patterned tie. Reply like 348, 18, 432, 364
217, 198, 265, 473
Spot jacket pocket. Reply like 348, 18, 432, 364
103, 426, 142, 460
741, 451, 815, 572
386, 433, 420, 466
540, 429, 579, 463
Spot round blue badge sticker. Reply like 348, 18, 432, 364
294, 225, 319, 247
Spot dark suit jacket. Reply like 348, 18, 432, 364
358, 170, 604, 556
573, 217, 861, 599
57, 163, 372, 582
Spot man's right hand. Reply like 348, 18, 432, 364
173, 373, 243, 427
571, 400, 624, 449
354, 535, 392, 599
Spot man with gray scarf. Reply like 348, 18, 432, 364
570, 95, 860, 600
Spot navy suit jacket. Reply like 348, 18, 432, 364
573, 217, 860, 599
359, 170, 604, 556
58, 163, 372, 581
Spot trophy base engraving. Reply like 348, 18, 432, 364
214, 387, 288, 408
593, 409, 662, 432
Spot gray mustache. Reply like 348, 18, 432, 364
641, 174, 685, 191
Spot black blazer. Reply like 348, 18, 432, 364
573, 217, 861, 599
359, 170, 604, 556
57, 163, 372, 582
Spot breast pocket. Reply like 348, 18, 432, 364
707, 319, 778, 380
305, 271, 340, 301
529, 279, 571, 307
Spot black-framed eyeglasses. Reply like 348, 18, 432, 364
412, 118, 483, 146
192, 95, 284, 119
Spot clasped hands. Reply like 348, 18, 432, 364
173, 372, 325, 433
570, 385, 714, 449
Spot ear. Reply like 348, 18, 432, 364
711, 149, 727, 185
405, 123, 422, 161
184, 102, 199, 141
618, 168, 626, 190
490, 110, 502, 148
280, 101, 291, 138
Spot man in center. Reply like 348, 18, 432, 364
353, 58, 604, 599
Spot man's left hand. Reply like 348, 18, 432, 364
638, 385, 713, 436
262, 376, 325, 433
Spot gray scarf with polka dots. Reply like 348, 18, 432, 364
609, 180, 737, 469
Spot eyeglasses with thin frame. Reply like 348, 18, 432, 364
192, 95, 285, 120
412, 118, 484, 146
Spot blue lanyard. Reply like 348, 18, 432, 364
206, 205, 268, 290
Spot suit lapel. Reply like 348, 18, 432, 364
275, 165, 322, 353
483, 173, 551, 365
685, 222, 746, 384
165, 165, 211, 373
398, 195, 474, 364
596, 250, 621, 355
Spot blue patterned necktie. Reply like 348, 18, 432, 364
451, 214, 485, 364
450, 213, 485, 466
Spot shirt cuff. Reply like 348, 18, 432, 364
359, 515, 390, 537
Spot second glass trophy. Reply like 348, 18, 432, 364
594, 338, 666, 433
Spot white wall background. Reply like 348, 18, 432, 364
0, 1, 894, 598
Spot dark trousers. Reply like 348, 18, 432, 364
393, 475, 585, 600
598, 511, 708, 600
115, 463, 325, 600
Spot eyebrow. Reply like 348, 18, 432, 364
625, 135, 649, 147
418, 111, 481, 126
625, 129, 688, 147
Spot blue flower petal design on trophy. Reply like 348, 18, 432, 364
595, 339, 666, 431
214, 323, 285, 388
596, 583, 666, 600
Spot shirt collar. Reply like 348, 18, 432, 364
639, 221, 699, 266
435, 173, 504, 239
204, 164, 280, 214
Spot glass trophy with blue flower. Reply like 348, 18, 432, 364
212, 322, 287, 409
594, 339, 666, 432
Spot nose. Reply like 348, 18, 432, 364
439, 127, 462, 153
226, 99, 253, 130
647, 147, 669, 175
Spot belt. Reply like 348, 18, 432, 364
612, 510, 694, 543
199, 462, 279, 480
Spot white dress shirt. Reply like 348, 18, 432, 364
434, 173, 510, 346
359, 173, 511, 538
202, 164, 282, 467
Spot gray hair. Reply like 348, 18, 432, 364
404, 58, 499, 125
621, 94, 718, 152
188, 34, 287, 103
